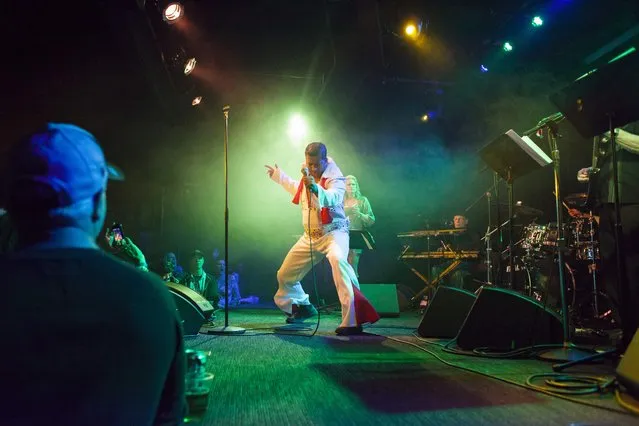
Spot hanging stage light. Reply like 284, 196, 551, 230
192, 96, 202, 106
166, 47, 196, 77
503, 42, 513, 52
403, 20, 423, 39
532, 16, 543, 27
163, 2, 184, 24
184, 57, 197, 75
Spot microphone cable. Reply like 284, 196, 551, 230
286, 169, 320, 337
308, 190, 321, 337
276, 170, 321, 337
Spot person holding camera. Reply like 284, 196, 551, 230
104, 224, 149, 272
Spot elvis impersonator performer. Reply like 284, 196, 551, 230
265, 142, 379, 335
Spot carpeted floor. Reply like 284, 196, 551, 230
184, 307, 638, 426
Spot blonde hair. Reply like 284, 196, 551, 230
345, 175, 363, 200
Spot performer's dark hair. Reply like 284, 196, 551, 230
305, 142, 327, 159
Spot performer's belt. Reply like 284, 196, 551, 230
304, 219, 349, 240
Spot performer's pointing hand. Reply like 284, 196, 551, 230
265, 163, 278, 178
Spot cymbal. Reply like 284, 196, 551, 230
514, 202, 543, 217
564, 193, 588, 208
499, 202, 543, 217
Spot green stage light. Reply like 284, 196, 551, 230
532, 16, 543, 27
287, 113, 308, 142
503, 42, 513, 52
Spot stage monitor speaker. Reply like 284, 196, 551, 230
456, 287, 563, 351
359, 284, 400, 317
417, 286, 477, 338
617, 330, 639, 399
166, 282, 214, 336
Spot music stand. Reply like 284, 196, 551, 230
479, 130, 552, 290
549, 49, 639, 369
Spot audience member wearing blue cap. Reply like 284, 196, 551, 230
0, 123, 186, 426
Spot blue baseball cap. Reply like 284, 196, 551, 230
7, 123, 124, 212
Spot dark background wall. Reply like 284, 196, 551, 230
2, 0, 638, 302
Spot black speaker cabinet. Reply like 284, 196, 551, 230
417, 286, 477, 338
359, 284, 400, 317
456, 287, 563, 351
166, 283, 214, 336
617, 330, 639, 399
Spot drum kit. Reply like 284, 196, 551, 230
507, 193, 613, 328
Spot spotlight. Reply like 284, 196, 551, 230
480, 65, 488, 72
184, 57, 197, 75
163, 2, 184, 23
192, 96, 202, 106
503, 42, 513, 52
287, 113, 308, 142
532, 16, 543, 27
403, 20, 423, 39
421, 114, 429, 122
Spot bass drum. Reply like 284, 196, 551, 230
505, 258, 533, 296
524, 258, 614, 327
529, 258, 577, 311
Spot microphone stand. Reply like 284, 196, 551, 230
209, 105, 246, 335
494, 173, 502, 286
464, 183, 498, 286
506, 170, 514, 290
486, 191, 493, 286
520, 116, 591, 362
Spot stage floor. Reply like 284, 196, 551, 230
184, 307, 637, 426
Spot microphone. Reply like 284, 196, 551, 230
301, 166, 317, 194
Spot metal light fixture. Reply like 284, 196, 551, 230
184, 57, 197, 75
163, 2, 184, 23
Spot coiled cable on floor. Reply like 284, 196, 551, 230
370, 332, 632, 416
526, 373, 614, 395
615, 389, 639, 415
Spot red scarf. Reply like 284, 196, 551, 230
292, 177, 332, 224
353, 286, 381, 325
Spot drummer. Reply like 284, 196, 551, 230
565, 193, 599, 222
